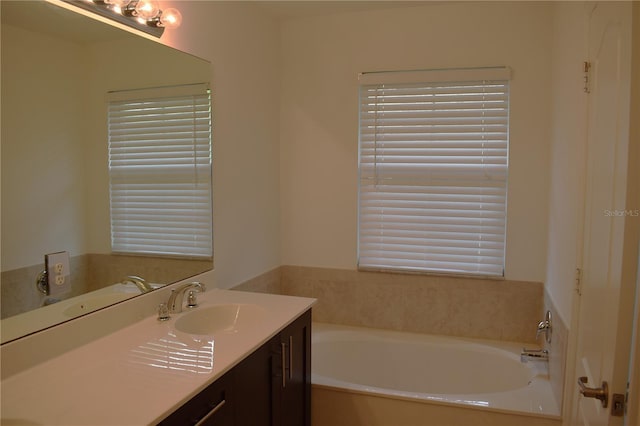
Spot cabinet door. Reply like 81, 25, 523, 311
158, 372, 233, 426
233, 338, 276, 426
272, 310, 311, 426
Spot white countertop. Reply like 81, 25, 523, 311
0, 289, 315, 426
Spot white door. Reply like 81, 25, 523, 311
571, 2, 633, 426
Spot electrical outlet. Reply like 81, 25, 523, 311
45, 251, 71, 296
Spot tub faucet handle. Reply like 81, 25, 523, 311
536, 310, 552, 344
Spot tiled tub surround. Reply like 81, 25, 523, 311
1, 254, 211, 319
232, 265, 283, 295
236, 265, 544, 343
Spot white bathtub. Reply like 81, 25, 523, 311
312, 323, 561, 426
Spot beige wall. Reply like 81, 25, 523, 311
1, 24, 89, 270
278, 2, 553, 283
161, 2, 282, 289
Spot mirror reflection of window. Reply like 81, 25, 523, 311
107, 84, 213, 259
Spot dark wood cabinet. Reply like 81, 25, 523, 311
158, 309, 311, 426
233, 338, 274, 426
272, 309, 311, 426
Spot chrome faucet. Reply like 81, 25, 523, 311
121, 275, 153, 293
167, 281, 206, 313
536, 310, 553, 343
520, 348, 549, 363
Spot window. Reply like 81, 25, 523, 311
358, 68, 510, 277
107, 84, 212, 259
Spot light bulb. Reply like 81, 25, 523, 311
159, 8, 182, 29
134, 0, 160, 19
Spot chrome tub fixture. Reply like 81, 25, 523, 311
536, 310, 552, 344
520, 348, 549, 363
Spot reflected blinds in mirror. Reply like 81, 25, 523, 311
107, 84, 212, 259
357, 68, 510, 277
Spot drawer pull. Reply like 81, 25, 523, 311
195, 398, 226, 426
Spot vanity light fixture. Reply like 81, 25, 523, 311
61, 0, 182, 37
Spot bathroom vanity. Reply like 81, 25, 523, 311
0, 289, 315, 425
160, 309, 311, 426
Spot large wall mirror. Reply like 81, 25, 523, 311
1, 1, 213, 344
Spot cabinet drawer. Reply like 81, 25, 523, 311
158, 373, 232, 426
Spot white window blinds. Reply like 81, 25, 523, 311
358, 68, 510, 277
108, 84, 212, 259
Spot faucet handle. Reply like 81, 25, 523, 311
187, 290, 198, 308
158, 303, 170, 321
185, 282, 205, 308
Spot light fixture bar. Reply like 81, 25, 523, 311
61, 0, 165, 37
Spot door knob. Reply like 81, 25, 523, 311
577, 376, 609, 408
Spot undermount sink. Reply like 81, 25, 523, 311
174, 303, 267, 335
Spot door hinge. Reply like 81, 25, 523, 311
583, 61, 591, 93
575, 268, 583, 295
611, 392, 626, 417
